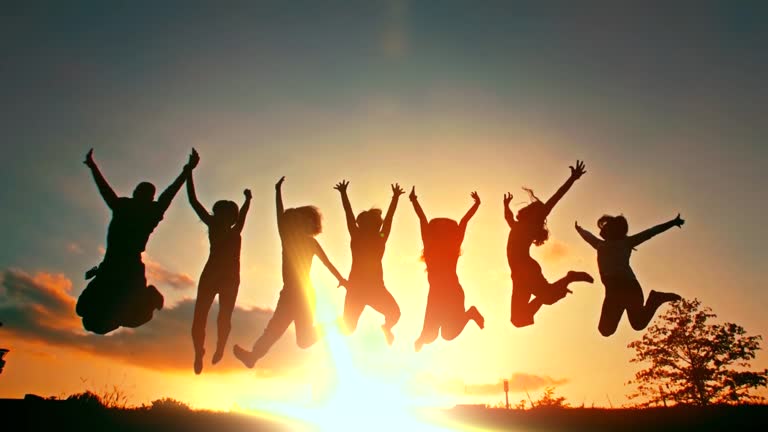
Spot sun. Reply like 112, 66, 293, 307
241, 283, 476, 432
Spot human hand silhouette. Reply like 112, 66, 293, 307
503, 192, 513, 206
673, 213, 685, 228
84, 148, 95, 168
334, 180, 349, 193
470, 191, 480, 204
187, 148, 200, 170
244, 189, 252, 200
275, 176, 285, 190
409, 186, 417, 201
391, 183, 404, 198
569, 160, 587, 180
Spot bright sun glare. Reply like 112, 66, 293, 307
241, 283, 473, 432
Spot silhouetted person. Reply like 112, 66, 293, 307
334, 180, 403, 345
233, 177, 347, 368
575, 213, 684, 336
410, 187, 484, 352
187, 157, 251, 374
76, 148, 199, 334
506, 160, 593, 328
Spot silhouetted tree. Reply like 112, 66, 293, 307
628, 298, 767, 406
533, 387, 569, 408
150, 397, 190, 411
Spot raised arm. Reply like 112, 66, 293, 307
334, 180, 357, 235
312, 239, 347, 287
234, 189, 252, 233
627, 214, 685, 248
543, 160, 586, 216
575, 221, 602, 249
459, 191, 481, 238
409, 186, 429, 239
503, 192, 516, 228
275, 176, 286, 232
381, 183, 404, 240
186, 169, 212, 225
84, 149, 119, 209
158, 148, 199, 213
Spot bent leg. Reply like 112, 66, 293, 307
510, 281, 538, 328
440, 288, 483, 341
368, 287, 402, 345
626, 280, 680, 331
369, 287, 401, 330
598, 282, 630, 337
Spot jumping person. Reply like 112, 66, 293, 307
410, 187, 484, 352
186, 156, 251, 374
233, 177, 347, 368
575, 213, 684, 336
76, 148, 199, 334
506, 160, 594, 328
333, 180, 403, 345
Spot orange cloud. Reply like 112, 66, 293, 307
143, 255, 195, 291
0, 268, 305, 374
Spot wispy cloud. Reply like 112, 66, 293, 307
143, 255, 195, 291
0, 268, 303, 373
412, 372, 569, 396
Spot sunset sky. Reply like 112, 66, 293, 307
1, 1, 767, 412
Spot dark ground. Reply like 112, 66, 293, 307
2, 397, 767, 432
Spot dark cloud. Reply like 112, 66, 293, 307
0, 269, 304, 373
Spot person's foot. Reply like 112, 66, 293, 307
194, 349, 205, 375
382, 325, 395, 346
468, 306, 485, 329
648, 290, 682, 307
567, 271, 594, 284
211, 349, 224, 365
233, 344, 256, 369
149, 285, 164, 310
414, 339, 424, 353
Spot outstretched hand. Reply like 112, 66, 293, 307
409, 186, 417, 201
569, 160, 587, 180
244, 189, 252, 200
503, 192, 513, 206
391, 183, 405, 198
187, 148, 200, 170
84, 148, 95, 168
275, 176, 285, 190
574, 220, 581, 230
673, 213, 685, 228
470, 191, 480, 204
334, 180, 349, 193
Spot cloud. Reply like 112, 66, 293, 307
412, 373, 569, 397
143, 255, 196, 291
538, 239, 570, 262
0, 268, 304, 373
